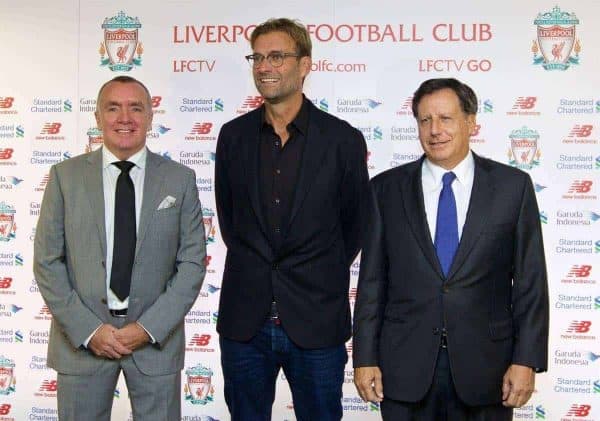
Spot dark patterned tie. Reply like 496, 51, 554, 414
110, 161, 136, 300
434, 172, 458, 277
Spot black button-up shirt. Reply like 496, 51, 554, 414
259, 98, 310, 250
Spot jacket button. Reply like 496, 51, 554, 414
442, 286, 450, 293
272, 264, 279, 270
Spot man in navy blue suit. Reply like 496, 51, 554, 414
353, 78, 549, 420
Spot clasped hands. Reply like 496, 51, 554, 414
88, 323, 150, 359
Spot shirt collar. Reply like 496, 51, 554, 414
102, 146, 147, 170
260, 95, 310, 136
422, 151, 474, 191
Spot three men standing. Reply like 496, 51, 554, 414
215, 18, 370, 421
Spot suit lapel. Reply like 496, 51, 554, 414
446, 155, 494, 281
135, 150, 165, 258
286, 104, 330, 230
84, 149, 106, 258
243, 108, 271, 238
401, 158, 444, 278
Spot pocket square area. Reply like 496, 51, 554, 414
157, 195, 177, 210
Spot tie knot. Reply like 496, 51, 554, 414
113, 161, 135, 173
442, 171, 456, 187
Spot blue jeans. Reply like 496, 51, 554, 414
220, 319, 347, 421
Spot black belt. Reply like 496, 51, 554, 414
109, 308, 128, 318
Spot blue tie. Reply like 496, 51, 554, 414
434, 172, 458, 277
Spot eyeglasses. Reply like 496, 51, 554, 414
245, 52, 301, 68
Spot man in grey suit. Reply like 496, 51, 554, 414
34, 75, 206, 420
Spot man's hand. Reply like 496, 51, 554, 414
113, 323, 151, 351
354, 366, 384, 403
88, 324, 133, 359
502, 364, 535, 407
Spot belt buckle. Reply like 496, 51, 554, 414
109, 308, 128, 318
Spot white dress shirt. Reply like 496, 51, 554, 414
421, 151, 475, 242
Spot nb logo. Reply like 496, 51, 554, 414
151, 96, 162, 108
242, 96, 264, 109
39, 380, 58, 392
567, 265, 592, 278
569, 125, 593, 138
189, 334, 211, 347
0, 97, 14, 108
568, 180, 593, 193
567, 321, 592, 333
512, 97, 537, 110
0, 149, 14, 159
471, 124, 481, 137
41, 122, 62, 135
190, 123, 213, 135
0, 277, 12, 289
566, 404, 591, 417
0, 403, 11, 415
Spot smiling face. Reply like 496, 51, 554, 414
416, 88, 476, 170
251, 31, 311, 105
95, 81, 153, 160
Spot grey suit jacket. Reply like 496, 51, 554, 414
34, 147, 206, 376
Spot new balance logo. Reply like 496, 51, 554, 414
512, 97, 537, 110
565, 404, 591, 417
568, 180, 593, 194
569, 125, 593, 138
41, 123, 62, 135
189, 123, 213, 135
568, 265, 592, 278
188, 334, 211, 347
567, 321, 592, 333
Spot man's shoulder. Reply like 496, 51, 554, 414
52, 151, 95, 173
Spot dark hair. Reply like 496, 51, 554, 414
96, 76, 152, 110
250, 18, 312, 58
412, 78, 477, 118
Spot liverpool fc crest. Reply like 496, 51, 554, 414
99, 11, 143, 72
532, 6, 581, 71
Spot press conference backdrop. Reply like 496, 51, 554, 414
0, 0, 599, 420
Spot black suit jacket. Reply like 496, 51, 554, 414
215, 100, 369, 349
353, 153, 549, 405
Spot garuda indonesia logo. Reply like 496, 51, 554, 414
532, 6, 581, 71
99, 11, 143, 71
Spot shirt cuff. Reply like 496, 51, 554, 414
136, 321, 156, 344
83, 324, 103, 348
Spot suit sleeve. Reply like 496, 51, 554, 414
33, 165, 103, 348
340, 127, 370, 265
215, 124, 233, 248
137, 169, 206, 346
353, 182, 388, 367
511, 174, 549, 371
